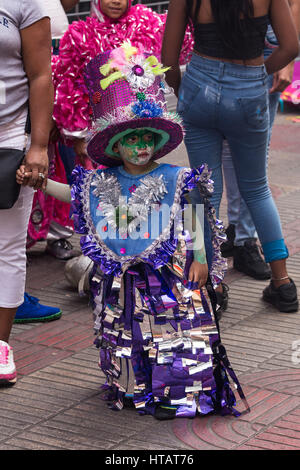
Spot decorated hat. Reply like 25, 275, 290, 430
84, 41, 184, 166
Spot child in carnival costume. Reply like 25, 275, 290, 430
17, 43, 248, 420
52, 0, 193, 161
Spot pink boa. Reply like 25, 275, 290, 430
53, 5, 194, 135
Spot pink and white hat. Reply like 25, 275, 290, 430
84, 42, 184, 166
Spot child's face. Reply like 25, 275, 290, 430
100, 0, 128, 19
116, 130, 155, 166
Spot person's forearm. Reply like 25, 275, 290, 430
165, 66, 182, 98
45, 179, 71, 203
267, 0, 299, 74
193, 247, 207, 264
265, 45, 299, 75
183, 201, 207, 264
289, 0, 300, 33
29, 74, 54, 150
60, 0, 79, 12
161, 0, 188, 97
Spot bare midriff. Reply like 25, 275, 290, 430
193, 49, 265, 66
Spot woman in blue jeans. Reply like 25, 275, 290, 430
162, 0, 299, 313
222, 5, 300, 281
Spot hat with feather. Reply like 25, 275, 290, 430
84, 41, 184, 166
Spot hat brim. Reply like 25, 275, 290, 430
87, 117, 184, 167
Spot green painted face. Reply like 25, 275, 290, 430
117, 129, 155, 165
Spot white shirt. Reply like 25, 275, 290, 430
43, 0, 69, 39
0, 0, 48, 125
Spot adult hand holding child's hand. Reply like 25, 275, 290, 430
23, 146, 49, 191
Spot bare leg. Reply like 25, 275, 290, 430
0, 307, 17, 343
270, 259, 290, 288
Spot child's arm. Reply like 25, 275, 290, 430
45, 179, 71, 204
184, 194, 208, 288
16, 165, 71, 203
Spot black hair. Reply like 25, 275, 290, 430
186, 0, 255, 53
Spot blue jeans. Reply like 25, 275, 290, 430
222, 27, 281, 246
177, 53, 288, 263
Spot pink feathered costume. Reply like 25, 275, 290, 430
53, 0, 194, 139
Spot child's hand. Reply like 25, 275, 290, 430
188, 261, 208, 288
16, 164, 29, 186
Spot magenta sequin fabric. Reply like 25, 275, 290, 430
85, 52, 166, 118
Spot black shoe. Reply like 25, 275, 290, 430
263, 279, 299, 313
215, 283, 229, 320
220, 224, 235, 258
46, 239, 77, 260
123, 396, 135, 409
233, 240, 271, 280
154, 404, 177, 420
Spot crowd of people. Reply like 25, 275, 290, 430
0, 0, 299, 421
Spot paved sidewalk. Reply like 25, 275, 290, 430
1, 106, 300, 451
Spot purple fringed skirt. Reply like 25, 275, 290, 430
71, 163, 249, 419
91, 258, 249, 419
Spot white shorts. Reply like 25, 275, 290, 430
0, 110, 34, 308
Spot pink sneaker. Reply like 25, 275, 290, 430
0, 340, 17, 385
